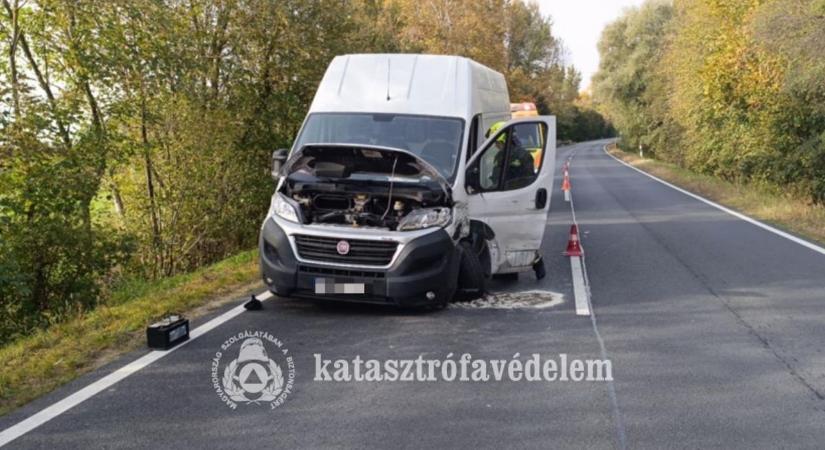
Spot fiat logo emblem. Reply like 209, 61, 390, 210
336, 240, 350, 255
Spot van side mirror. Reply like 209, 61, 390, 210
271, 149, 289, 180
465, 163, 481, 194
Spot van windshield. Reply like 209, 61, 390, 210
294, 113, 464, 181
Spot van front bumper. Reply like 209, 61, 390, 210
259, 218, 460, 306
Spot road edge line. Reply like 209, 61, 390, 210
565, 149, 627, 449
565, 150, 591, 317
570, 256, 590, 316
602, 145, 825, 257
0, 290, 273, 448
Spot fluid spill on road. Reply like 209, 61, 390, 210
449, 290, 564, 310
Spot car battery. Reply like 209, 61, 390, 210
146, 315, 189, 350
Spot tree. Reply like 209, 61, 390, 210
0, 0, 609, 341
503, 0, 580, 136
753, 0, 825, 202
591, 0, 674, 157
593, 0, 825, 203
396, 0, 507, 72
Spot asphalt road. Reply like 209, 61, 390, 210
2, 139, 825, 449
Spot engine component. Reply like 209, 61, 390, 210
354, 194, 369, 213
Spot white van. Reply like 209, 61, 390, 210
260, 54, 556, 306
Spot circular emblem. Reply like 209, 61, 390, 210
212, 331, 295, 410
336, 240, 350, 255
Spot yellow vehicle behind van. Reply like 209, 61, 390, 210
510, 103, 543, 170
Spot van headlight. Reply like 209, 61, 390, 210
397, 207, 451, 231
268, 193, 299, 223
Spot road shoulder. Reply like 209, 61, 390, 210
605, 145, 825, 249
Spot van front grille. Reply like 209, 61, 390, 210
293, 235, 398, 266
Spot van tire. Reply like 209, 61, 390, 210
456, 240, 486, 301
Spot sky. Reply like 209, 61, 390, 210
536, 0, 647, 90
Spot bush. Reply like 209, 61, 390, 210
0, 131, 130, 341
593, 0, 825, 205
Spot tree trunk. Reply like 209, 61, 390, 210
208, 1, 232, 102
4, 0, 71, 149
18, 33, 72, 150
3, 0, 21, 119
141, 97, 162, 277
108, 172, 125, 217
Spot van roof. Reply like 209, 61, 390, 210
309, 54, 509, 119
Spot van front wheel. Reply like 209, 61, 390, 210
456, 240, 486, 301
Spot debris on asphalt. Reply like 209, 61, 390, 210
449, 290, 563, 310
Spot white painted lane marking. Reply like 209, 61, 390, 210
567, 147, 627, 449
570, 257, 590, 316
603, 145, 825, 257
0, 290, 273, 448
565, 150, 591, 317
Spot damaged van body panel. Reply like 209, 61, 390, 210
279, 144, 453, 231
260, 215, 461, 305
465, 116, 557, 274
262, 142, 464, 306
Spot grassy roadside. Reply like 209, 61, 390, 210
606, 144, 825, 246
0, 249, 262, 416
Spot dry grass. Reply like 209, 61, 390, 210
0, 249, 262, 416
607, 144, 825, 246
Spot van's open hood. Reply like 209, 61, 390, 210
281, 144, 451, 198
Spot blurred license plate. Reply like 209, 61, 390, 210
314, 278, 366, 294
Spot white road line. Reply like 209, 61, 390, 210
0, 290, 272, 448
603, 145, 825, 257
566, 150, 627, 449
570, 256, 590, 316
565, 150, 591, 317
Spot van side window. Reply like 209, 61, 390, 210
466, 114, 481, 161
501, 123, 545, 189
473, 122, 547, 192
479, 128, 508, 190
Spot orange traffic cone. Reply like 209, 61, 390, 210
564, 225, 583, 257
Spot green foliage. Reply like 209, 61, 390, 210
592, 0, 675, 157
0, 249, 260, 415
503, 1, 609, 140
593, 0, 825, 203
0, 0, 357, 341
568, 106, 616, 142
0, 0, 611, 342
752, 0, 825, 202
0, 126, 132, 340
